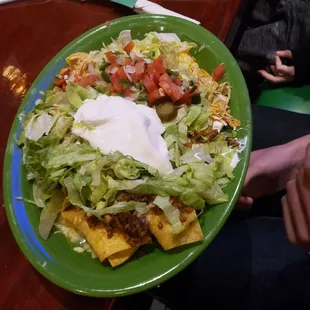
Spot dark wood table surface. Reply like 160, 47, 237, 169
0, 0, 242, 308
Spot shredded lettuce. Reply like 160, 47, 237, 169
183, 105, 201, 126
178, 121, 188, 144
153, 196, 183, 235
180, 193, 205, 210
94, 201, 148, 217
38, 190, 65, 239
24, 112, 56, 141
112, 158, 158, 179
118, 30, 132, 48
200, 182, 228, 204
66, 82, 97, 108
181, 145, 212, 164
18, 30, 241, 240
205, 141, 230, 155
190, 109, 210, 131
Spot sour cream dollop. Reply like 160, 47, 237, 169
72, 95, 173, 176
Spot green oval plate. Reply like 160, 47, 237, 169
4, 15, 251, 297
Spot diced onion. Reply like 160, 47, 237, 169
124, 69, 133, 82
144, 58, 152, 64
125, 66, 136, 74
110, 67, 118, 74
88, 63, 96, 74
116, 55, 125, 66
95, 80, 108, 86
182, 80, 190, 88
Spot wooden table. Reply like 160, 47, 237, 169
0, 0, 242, 308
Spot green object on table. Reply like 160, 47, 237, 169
257, 85, 310, 114
111, 0, 137, 8
3, 14, 251, 297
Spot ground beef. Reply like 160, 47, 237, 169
152, 205, 163, 215
170, 197, 194, 213
226, 137, 240, 148
180, 213, 187, 223
87, 215, 102, 228
87, 212, 152, 248
187, 126, 219, 145
115, 191, 155, 204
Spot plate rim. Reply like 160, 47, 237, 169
3, 14, 252, 297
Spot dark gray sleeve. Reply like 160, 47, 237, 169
292, 49, 310, 86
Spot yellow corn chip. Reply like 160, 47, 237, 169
108, 248, 137, 267
65, 52, 89, 76
61, 208, 132, 262
147, 209, 203, 251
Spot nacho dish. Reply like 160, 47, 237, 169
18, 30, 242, 267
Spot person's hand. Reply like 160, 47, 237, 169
282, 144, 310, 250
258, 50, 295, 84
236, 144, 298, 210
237, 136, 310, 211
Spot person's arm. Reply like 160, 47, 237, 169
238, 135, 310, 209
282, 144, 310, 249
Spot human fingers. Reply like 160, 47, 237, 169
270, 65, 277, 75
274, 55, 295, 78
235, 196, 253, 211
258, 70, 287, 83
275, 55, 283, 70
276, 50, 293, 59
286, 178, 310, 247
282, 195, 298, 245
303, 144, 310, 184
296, 169, 310, 229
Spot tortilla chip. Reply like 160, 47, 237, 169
65, 52, 89, 76
147, 209, 203, 251
108, 248, 137, 267
61, 208, 132, 262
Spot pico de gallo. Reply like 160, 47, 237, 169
53, 31, 237, 126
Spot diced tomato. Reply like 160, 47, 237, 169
159, 73, 184, 102
59, 67, 70, 76
131, 61, 146, 82
152, 55, 166, 74
107, 64, 119, 72
153, 71, 161, 85
159, 73, 173, 84
54, 78, 66, 87
177, 89, 192, 105
135, 61, 146, 75
124, 88, 133, 97
148, 88, 166, 106
162, 59, 168, 69
159, 81, 183, 102
173, 77, 182, 86
212, 64, 226, 81
142, 75, 157, 94
106, 83, 115, 94
124, 41, 135, 54
177, 88, 200, 105
147, 64, 154, 74
124, 57, 132, 66
105, 51, 117, 64
116, 67, 128, 80
110, 73, 123, 93
75, 74, 100, 88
